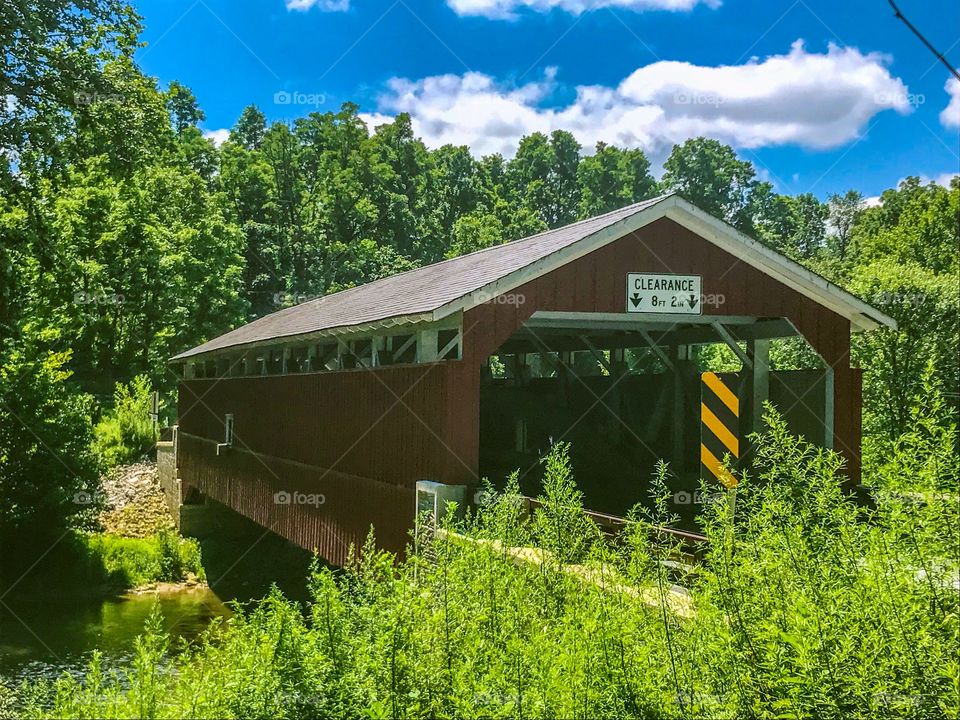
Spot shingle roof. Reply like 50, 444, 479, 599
172, 195, 671, 360
172, 192, 895, 361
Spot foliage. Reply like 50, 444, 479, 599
93, 374, 157, 467
660, 137, 759, 233
24, 432, 958, 719
863, 362, 959, 493
0, 335, 100, 560
81, 530, 206, 587
849, 258, 959, 440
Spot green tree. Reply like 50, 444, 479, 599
508, 130, 582, 228
661, 137, 758, 232
229, 104, 266, 150
854, 176, 959, 275
577, 141, 656, 217
446, 211, 504, 258
0, 338, 100, 561
849, 259, 959, 440
827, 190, 864, 260
164, 80, 204, 134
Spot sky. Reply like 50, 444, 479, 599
131, 0, 960, 199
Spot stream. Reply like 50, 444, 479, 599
0, 586, 231, 687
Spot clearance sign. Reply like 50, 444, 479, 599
700, 372, 740, 489
626, 273, 703, 315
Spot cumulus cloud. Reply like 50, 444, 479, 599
940, 78, 960, 128
285, 0, 349, 11
203, 128, 231, 147
447, 0, 716, 19
363, 41, 911, 158
931, 172, 958, 187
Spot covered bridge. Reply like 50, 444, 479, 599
171, 193, 895, 565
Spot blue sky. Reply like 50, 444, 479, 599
132, 0, 959, 199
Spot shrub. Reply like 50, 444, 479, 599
0, 339, 101, 571
23, 422, 959, 719
93, 374, 157, 467
81, 531, 205, 587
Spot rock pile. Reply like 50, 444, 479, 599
98, 463, 175, 537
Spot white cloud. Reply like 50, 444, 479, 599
364, 41, 911, 158
931, 172, 958, 188
940, 78, 960, 128
447, 0, 716, 19
203, 128, 231, 147
285, 0, 349, 11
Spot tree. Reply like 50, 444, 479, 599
849, 259, 959, 440
827, 190, 864, 260
446, 212, 504, 258
661, 137, 758, 232
0, 0, 138, 168
508, 131, 582, 228
577, 142, 656, 217
230, 105, 266, 150
853, 177, 959, 275
164, 80, 204, 134
0, 338, 100, 561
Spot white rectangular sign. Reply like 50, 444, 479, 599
626, 273, 703, 314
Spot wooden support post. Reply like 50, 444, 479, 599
371, 336, 385, 367
609, 348, 626, 444
416, 329, 438, 363
281, 346, 290, 374
747, 339, 770, 436
672, 345, 689, 472
823, 366, 835, 450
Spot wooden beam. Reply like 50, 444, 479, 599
392, 333, 417, 362
579, 336, 612, 373
711, 321, 753, 369
637, 328, 675, 371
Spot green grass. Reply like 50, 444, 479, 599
81, 531, 206, 588
17, 409, 960, 719
4, 531, 206, 598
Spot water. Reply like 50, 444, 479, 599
0, 586, 232, 687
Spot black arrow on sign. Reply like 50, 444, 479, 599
630, 293, 642, 308
688, 294, 699, 309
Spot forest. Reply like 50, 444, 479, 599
0, 2, 958, 717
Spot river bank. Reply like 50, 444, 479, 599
0, 460, 314, 692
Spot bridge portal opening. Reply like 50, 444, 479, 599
478, 311, 834, 528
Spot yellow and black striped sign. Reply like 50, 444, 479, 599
701, 371, 740, 489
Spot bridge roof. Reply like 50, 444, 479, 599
172, 193, 894, 361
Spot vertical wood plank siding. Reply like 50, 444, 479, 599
178, 217, 864, 565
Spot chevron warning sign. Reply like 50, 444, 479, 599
701, 371, 740, 489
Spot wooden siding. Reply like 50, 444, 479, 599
178, 216, 864, 565
454, 217, 862, 485
178, 433, 413, 566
